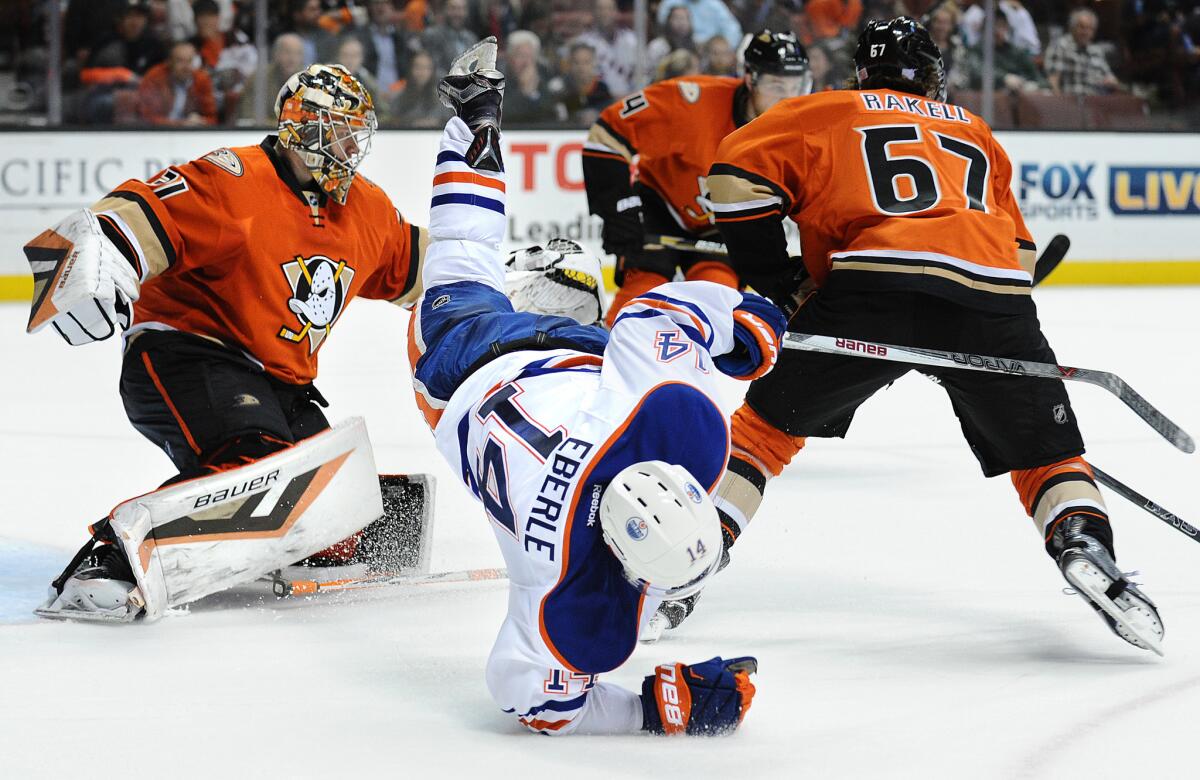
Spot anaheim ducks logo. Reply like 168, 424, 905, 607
278, 254, 355, 353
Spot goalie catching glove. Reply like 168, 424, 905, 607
641, 656, 758, 735
25, 208, 141, 345
505, 239, 606, 326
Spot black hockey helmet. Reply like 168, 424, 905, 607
853, 16, 947, 102
742, 29, 812, 87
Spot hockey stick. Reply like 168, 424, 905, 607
643, 232, 1069, 267
781, 333, 1195, 453
268, 566, 508, 597
643, 233, 728, 256
1090, 465, 1199, 544
1033, 234, 1071, 285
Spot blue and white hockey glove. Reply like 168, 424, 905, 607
640, 656, 758, 735
713, 293, 786, 381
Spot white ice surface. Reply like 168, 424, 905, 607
1, 288, 1198, 779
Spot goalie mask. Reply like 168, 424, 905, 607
504, 239, 606, 326
275, 64, 378, 204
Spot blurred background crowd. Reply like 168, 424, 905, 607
0, 0, 1198, 129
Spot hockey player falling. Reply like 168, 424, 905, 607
408, 40, 785, 735
24, 64, 430, 621
583, 30, 812, 325
657, 17, 1164, 654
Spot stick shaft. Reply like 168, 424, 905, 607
781, 333, 1194, 453
1090, 464, 1200, 543
642, 233, 728, 256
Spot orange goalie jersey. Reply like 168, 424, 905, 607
91, 138, 424, 385
709, 89, 1036, 311
585, 75, 745, 234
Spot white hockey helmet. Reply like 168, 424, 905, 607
599, 460, 723, 600
504, 238, 606, 325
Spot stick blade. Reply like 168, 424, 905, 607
1033, 233, 1071, 285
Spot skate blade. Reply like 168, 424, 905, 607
1064, 559, 1164, 657
639, 612, 668, 644
33, 604, 137, 624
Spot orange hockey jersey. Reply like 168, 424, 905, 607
584, 75, 747, 234
709, 89, 1036, 311
91, 138, 424, 385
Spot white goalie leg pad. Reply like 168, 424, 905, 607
110, 417, 383, 621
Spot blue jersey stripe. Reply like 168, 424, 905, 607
611, 307, 707, 348
521, 693, 588, 718
635, 292, 714, 340
430, 192, 506, 214
435, 150, 469, 165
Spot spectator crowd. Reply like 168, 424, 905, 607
0, 0, 1198, 128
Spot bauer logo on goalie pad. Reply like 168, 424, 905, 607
278, 254, 356, 354
153, 458, 345, 554
192, 469, 279, 509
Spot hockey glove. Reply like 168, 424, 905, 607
641, 656, 758, 735
713, 293, 787, 381
600, 194, 644, 258
25, 208, 141, 345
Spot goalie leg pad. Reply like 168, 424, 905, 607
104, 417, 383, 620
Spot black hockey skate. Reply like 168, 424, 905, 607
1051, 514, 1164, 655
437, 37, 504, 171
37, 523, 142, 622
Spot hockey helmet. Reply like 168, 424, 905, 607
599, 461, 723, 601
853, 16, 947, 102
275, 64, 378, 204
504, 239, 606, 326
741, 29, 813, 95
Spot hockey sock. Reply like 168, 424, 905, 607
684, 261, 739, 288
1011, 456, 1112, 559
713, 405, 806, 540
604, 268, 670, 327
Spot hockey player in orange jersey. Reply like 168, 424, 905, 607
582, 30, 812, 326
24, 64, 429, 621
650, 18, 1165, 655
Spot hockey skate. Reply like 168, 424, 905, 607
437, 37, 504, 171
37, 538, 144, 623
1052, 515, 1164, 656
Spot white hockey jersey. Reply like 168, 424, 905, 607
408, 118, 780, 735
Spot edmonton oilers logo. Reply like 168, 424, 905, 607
684, 482, 704, 504
626, 517, 648, 541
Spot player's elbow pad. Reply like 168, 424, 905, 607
713, 293, 786, 381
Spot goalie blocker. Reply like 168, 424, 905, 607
38, 418, 435, 622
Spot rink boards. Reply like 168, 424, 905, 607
0, 128, 1197, 300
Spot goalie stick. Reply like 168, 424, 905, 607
781, 333, 1194, 453
267, 566, 508, 597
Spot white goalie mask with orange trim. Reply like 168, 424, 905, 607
275, 64, 378, 204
